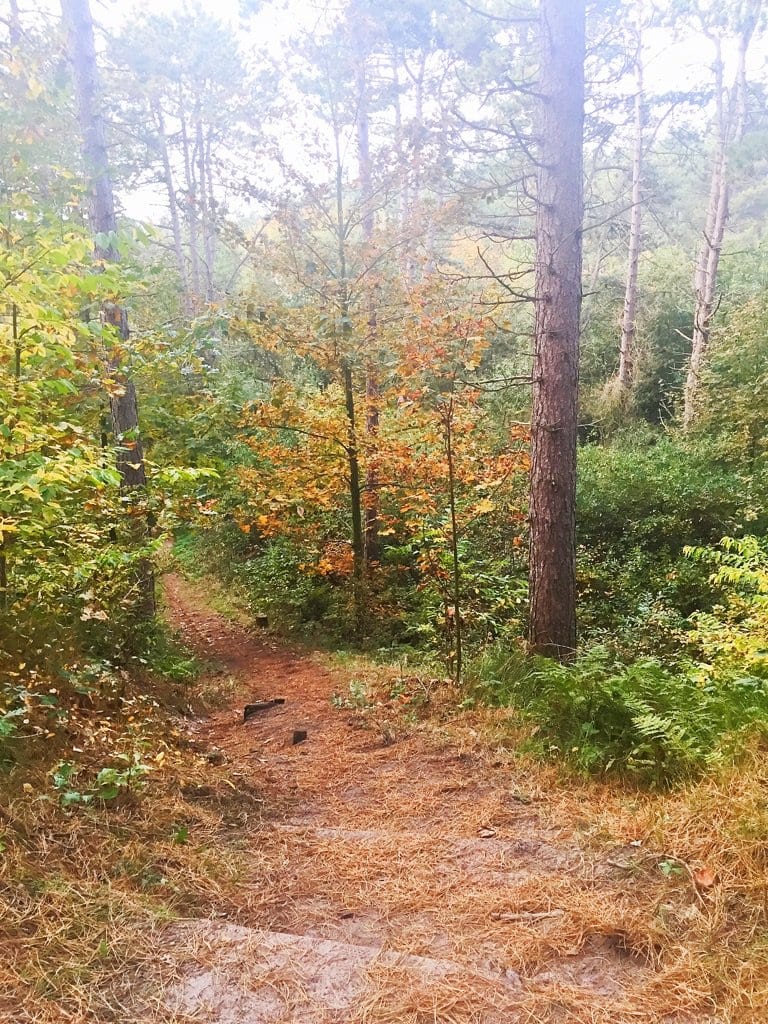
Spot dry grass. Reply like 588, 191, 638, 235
0, 714, 267, 1023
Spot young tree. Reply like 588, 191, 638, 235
528, 0, 585, 660
617, 23, 645, 398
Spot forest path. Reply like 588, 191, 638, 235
157, 573, 691, 1024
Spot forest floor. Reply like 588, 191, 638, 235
137, 571, 751, 1024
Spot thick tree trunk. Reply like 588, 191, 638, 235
528, 0, 585, 661
618, 44, 644, 396
61, 0, 154, 615
62, 0, 147, 491
683, 6, 760, 427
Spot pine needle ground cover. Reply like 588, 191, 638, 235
2, 572, 768, 1022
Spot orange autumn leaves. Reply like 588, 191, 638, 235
234, 306, 529, 582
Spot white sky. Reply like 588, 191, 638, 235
101, 0, 766, 93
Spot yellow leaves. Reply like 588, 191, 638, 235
60, 279, 80, 298
229, 299, 529, 576
472, 498, 496, 516
0, 519, 18, 541
239, 523, 252, 533
81, 607, 109, 622
104, 379, 127, 398
26, 76, 45, 100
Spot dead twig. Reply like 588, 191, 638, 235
491, 909, 565, 923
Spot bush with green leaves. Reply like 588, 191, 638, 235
575, 429, 765, 652
469, 645, 768, 785
235, 538, 343, 629
578, 430, 758, 555
686, 536, 768, 677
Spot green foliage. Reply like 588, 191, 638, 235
578, 430, 758, 554
330, 678, 371, 709
685, 536, 768, 677
696, 293, 768, 464
52, 753, 151, 807
470, 645, 768, 784
575, 429, 765, 654
135, 621, 202, 684
236, 538, 341, 627
175, 528, 345, 633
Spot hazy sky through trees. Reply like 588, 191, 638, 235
45, 0, 763, 220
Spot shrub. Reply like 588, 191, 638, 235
578, 431, 757, 555
686, 536, 768, 677
469, 645, 768, 785
575, 430, 764, 651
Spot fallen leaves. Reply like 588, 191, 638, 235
692, 865, 717, 890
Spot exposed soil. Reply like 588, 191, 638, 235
156, 574, 710, 1023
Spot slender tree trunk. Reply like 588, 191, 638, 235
528, 0, 585, 661
683, 6, 760, 427
333, 119, 365, 632
342, 361, 365, 606
0, 533, 7, 613
195, 103, 215, 302
152, 98, 192, 316
443, 398, 462, 682
179, 100, 202, 305
409, 52, 427, 198
341, 337, 365, 634
12, 303, 20, 389
61, 0, 154, 616
8, 0, 21, 45
618, 41, 644, 396
404, 51, 428, 283
581, 222, 609, 336
684, 36, 726, 428
391, 54, 410, 234
1, 305, 20, 611
205, 130, 218, 291
355, 53, 381, 567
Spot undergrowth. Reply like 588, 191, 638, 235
467, 645, 768, 784
0, 743, 262, 1022
0, 607, 258, 1022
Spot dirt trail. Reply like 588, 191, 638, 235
159, 574, 698, 1024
